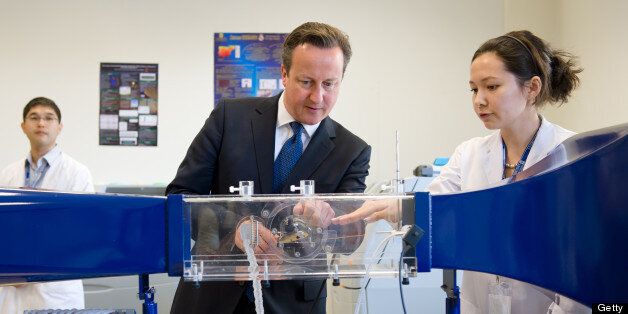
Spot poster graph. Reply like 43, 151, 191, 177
99, 63, 158, 146
214, 33, 287, 104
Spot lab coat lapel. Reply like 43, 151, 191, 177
522, 117, 552, 170
280, 117, 336, 193
251, 96, 280, 194
6, 161, 27, 187
483, 132, 505, 185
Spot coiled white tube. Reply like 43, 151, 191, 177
241, 222, 265, 314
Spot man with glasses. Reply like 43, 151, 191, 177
0, 97, 94, 313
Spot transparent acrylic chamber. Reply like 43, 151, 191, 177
182, 193, 416, 283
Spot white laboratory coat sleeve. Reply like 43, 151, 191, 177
427, 140, 464, 194
426, 117, 586, 314
0, 149, 94, 314
547, 293, 591, 314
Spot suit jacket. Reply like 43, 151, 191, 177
167, 93, 371, 314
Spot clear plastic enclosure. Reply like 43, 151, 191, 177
182, 193, 416, 283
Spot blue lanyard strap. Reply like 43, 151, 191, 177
24, 159, 49, 188
502, 124, 541, 179
24, 162, 33, 187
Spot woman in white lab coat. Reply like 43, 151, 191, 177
333, 30, 588, 313
430, 30, 590, 314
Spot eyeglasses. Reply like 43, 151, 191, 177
26, 116, 58, 124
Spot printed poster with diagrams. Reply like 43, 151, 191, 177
99, 63, 158, 146
214, 33, 288, 104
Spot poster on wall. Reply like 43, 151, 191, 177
99, 63, 158, 146
214, 33, 288, 104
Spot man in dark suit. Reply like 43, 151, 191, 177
167, 22, 371, 314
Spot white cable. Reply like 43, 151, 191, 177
395, 130, 401, 193
241, 224, 265, 314
353, 227, 407, 314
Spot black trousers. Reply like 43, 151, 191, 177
170, 278, 327, 314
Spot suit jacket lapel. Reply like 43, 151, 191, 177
281, 117, 336, 193
251, 95, 280, 194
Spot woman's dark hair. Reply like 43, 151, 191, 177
472, 30, 583, 107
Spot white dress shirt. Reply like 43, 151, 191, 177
274, 93, 321, 160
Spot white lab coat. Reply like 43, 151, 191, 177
428, 117, 590, 314
0, 147, 94, 314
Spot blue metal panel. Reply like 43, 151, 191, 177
2, 122, 625, 308
167, 194, 185, 276
423, 123, 627, 305
0, 190, 167, 283
414, 191, 431, 272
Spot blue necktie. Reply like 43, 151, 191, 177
272, 122, 304, 193
245, 122, 305, 303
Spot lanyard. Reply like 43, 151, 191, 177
25, 164, 34, 188
24, 160, 49, 188
502, 125, 540, 179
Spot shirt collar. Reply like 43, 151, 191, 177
26, 145, 62, 169
277, 92, 320, 138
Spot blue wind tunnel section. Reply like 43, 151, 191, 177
0, 190, 168, 283
1, 122, 625, 310
414, 123, 628, 305
167, 193, 188, 277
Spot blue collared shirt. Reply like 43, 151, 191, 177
24, 145, 62, 188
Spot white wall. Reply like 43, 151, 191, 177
550, 0, 628, 132
0, 0, 502, 186
505, 0, 628, 133
1, 0, 625, 187
504, 0, 558, 42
